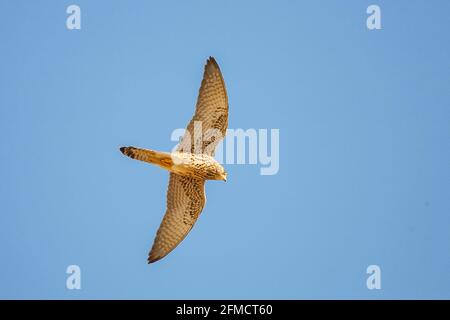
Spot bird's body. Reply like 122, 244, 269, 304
120, 57, 229, 263
120, 147, 227, 181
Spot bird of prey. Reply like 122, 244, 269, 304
120, 57, 228, 263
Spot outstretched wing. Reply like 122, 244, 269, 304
177, 57, 229, 156
148, 173, 206, 263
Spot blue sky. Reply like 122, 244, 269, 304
0, 1, 449, 299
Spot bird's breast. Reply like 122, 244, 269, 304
169, 152, 222, 180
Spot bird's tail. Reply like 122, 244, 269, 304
120, 146, 173, 170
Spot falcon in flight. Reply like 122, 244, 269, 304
120, 57, 228, 263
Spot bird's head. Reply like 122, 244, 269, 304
214, 166, 227, 182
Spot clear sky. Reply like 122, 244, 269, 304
0, 1, 449, 299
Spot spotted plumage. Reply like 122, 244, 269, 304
120, 57, 229, 263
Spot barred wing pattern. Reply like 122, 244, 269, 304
178, 57, 229, 156
148, 173, 206, 263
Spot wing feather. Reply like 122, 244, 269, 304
148, 173, 206, 263
177, 57, 229, 156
